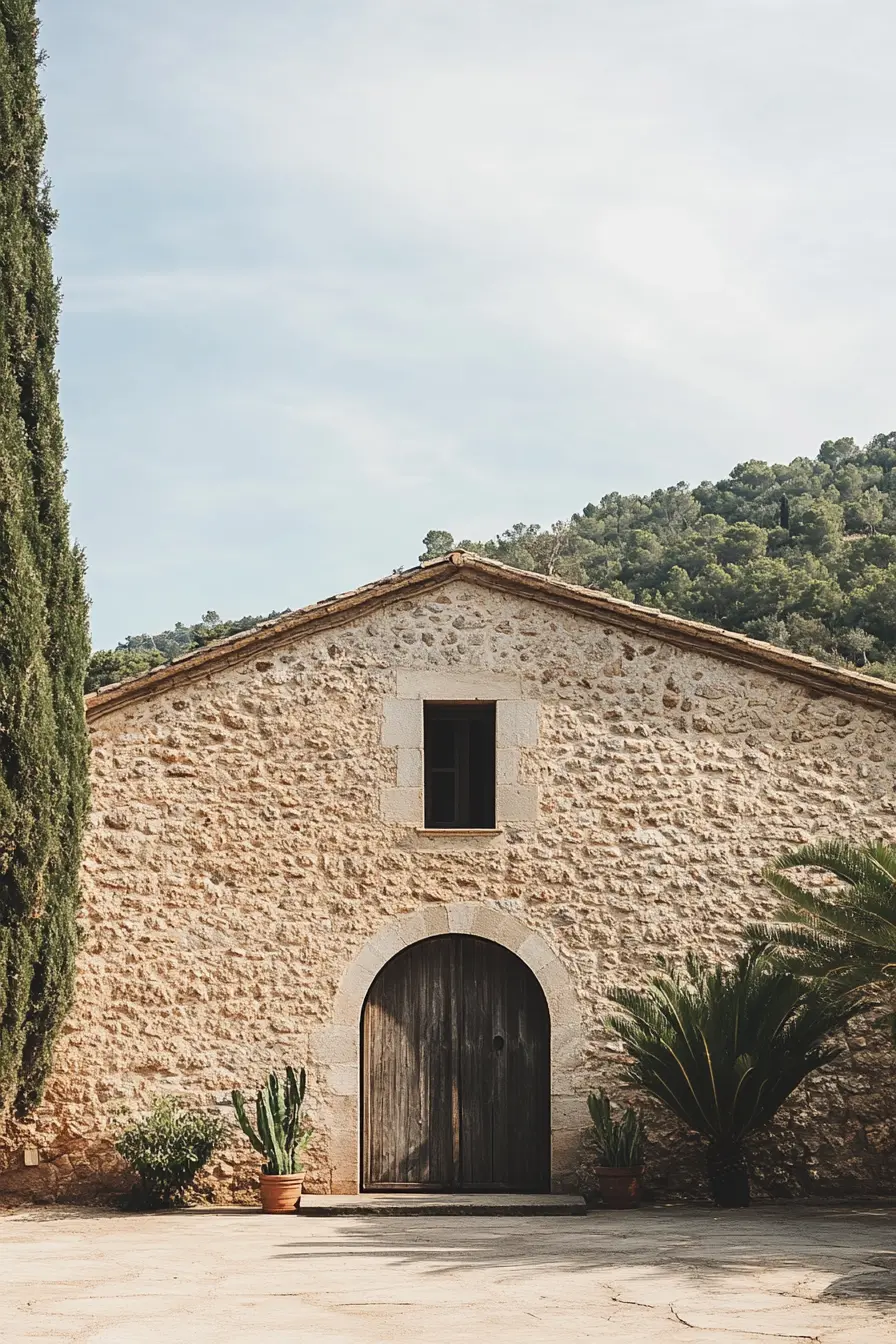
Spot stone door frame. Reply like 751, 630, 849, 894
310, 902, 584, 1194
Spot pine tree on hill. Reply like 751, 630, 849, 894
0, 4, 90, 1114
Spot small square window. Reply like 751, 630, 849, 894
423, 703, 496, 829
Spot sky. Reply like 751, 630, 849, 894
39, 0, 896, 648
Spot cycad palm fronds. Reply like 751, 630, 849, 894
607, 950, 858, 1205
750, 840, 896, 996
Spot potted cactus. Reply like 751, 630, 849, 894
232, 1066, 312, 1213
587, 1090, 646, 1209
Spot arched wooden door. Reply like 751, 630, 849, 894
362, 934, 550, 1192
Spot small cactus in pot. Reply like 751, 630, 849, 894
232, 1066, 312, 1212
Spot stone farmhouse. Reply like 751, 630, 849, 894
3, 550, 896, 1202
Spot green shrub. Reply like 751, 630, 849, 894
115, 1096, 226, 1209
587, 1091, 646, 1167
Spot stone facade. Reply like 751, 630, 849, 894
3, 557, 896, 1203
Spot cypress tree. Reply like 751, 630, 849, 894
0, 3, 90, 1116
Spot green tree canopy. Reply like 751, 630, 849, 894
85, 610, 289, 693
421, 432, 896, 681
90, 433, 896, 694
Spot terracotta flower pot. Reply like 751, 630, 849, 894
259, 1173, 303, 1214
594, 1166, 643, 1209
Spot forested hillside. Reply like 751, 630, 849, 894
421, 433, 896, 680
85, 610, 287, 692
88, 433, 896, 690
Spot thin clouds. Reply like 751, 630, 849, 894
39, 0, 896, 645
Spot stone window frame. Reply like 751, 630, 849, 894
379, 670, 539, 828
309, 902, 585, 1194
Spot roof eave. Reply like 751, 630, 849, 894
84, 557, 464, 721
84, 550, 896, 721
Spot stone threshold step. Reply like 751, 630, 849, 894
299, 1193, 586, 1217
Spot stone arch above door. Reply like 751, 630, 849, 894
309, 903, 585, 1194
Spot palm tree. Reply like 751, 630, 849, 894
607, 950, 859, 1206
752, 841, 896, 1017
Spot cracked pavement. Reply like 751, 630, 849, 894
2, 1204, 896, 1342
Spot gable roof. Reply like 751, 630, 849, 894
85, 550, 896, 722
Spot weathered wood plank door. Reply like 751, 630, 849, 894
362, 934, 550, 1192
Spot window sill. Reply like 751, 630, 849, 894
399, 826, 506, 853
415, 827, 503, 836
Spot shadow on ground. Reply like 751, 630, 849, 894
269, 1205, 896, 1303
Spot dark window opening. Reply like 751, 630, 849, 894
424, 703, 496, 829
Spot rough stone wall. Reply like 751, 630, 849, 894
3, 575, 896, 1203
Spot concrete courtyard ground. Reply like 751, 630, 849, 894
2, 1204, 896, 1343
